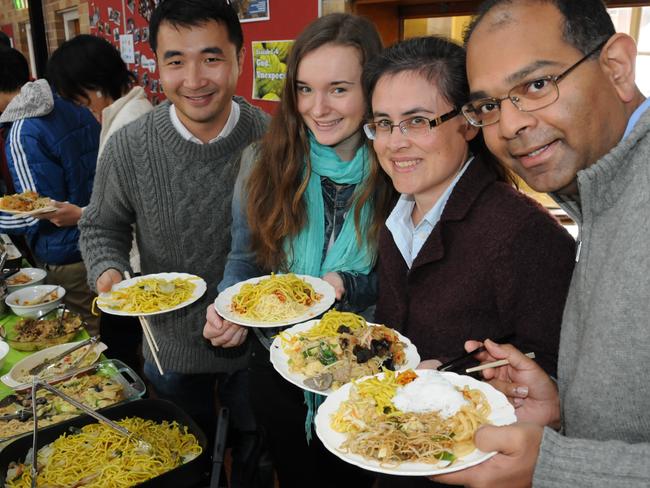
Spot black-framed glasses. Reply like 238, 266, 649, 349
461, 39, 608, 127
363, 108, 460, 140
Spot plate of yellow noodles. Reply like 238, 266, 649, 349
214, 273, 336, 327
271, 311, 420, 395
96, 272, 207, 316
315, 369, 516, 476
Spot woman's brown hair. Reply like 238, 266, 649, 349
246, 13, 393, 271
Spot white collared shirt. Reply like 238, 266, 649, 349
169, 99, 240, 144
386, 156, 474, 268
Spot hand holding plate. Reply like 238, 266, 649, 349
430, 422, 543, 488
204, 304, 248, 348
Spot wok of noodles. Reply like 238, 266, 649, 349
231, 273, 322, 322
330, 370, 491, 466
5, 417, 202, 488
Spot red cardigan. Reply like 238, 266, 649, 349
375, 157, 575, 377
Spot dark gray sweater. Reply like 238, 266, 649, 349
79, 97, 268, 374
534, 107, 650, 487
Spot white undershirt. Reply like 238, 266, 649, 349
169, 100, 240, 144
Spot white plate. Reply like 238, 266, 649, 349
214, 274, 336, 328
315, 370, 516, 476
96, 272, 207, 317
270, 320, 421, 395
6, 267, 47, 292
1, 340, 108, 387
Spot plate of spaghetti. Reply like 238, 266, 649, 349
271, 311, 420, 395
214, 273, 335, 327
0, 191, 56, 216
315, 369, 516, 475
96, 272, 207, 316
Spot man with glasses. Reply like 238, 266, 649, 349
432, 1, 650, 487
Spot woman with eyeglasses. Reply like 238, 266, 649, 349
363, 37, 575, 487
203, 13, 392, 488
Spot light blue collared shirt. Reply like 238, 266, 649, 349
386, 156, 474, 268
623, 97, 650, 139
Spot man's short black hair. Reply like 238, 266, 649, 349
0, 46, 29, 93
0, 32, 11, 48
464, 0, 615, 54
149, 0, 243, 54
47, 35, 135, 103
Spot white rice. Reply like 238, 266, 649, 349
393, 372, 467, 418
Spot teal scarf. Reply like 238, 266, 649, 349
284, 134, 374, 276
285, 134, 374, 442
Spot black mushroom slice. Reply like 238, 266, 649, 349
371, 338, 391, 357
353, 345, 374, 364
336, 325, 351, 334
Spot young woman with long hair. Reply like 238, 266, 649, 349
204, 13, 392, 488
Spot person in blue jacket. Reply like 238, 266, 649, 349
0, 46, 100, 332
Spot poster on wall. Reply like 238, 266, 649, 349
234, 0, 270, 23
251, 40, 293, 102
88, 0, 162, 105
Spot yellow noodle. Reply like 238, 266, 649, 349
97, 277, 196, 313
5, 417, 202, 488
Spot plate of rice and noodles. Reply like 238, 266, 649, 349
214, 273, 335, 327
315, 369, 516, 476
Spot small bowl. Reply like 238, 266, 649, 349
0, 341, 9, 369
5, 268, 47, 292
5, 285, 65, 318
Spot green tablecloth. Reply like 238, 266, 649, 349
0, 313, 88, 399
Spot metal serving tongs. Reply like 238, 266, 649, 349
29, 378, 152, 487
28, 335, 100, 377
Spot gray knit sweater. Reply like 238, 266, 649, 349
79, 97, 269, 374
533, 107, 650, 487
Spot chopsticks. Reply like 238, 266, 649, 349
437, 333, 515, 372
465, 352, 536, 373
123, 271, 164, 375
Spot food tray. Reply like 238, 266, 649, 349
0, 359, 146, 445
0, 308, 84, 351
0, 399, 209, 488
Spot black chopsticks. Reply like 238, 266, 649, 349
437, 333, 515, 372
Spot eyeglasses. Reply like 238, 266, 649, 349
461, 40, 607, 127
363, 108, 460, 140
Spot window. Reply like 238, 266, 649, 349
608, 7, 650, 96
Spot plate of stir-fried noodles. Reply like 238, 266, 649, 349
214, 273, 336, 327
271, 311, 420, 395
0, 191, 56, 216
96, 272, 207, 316
315, 369, 516, 475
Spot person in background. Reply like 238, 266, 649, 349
203, 13, 392, 488
0, 46, 100, 332
432, 1, 650, 487
362, 35, 575, 488
0, 32, 10, 48
47, 34, 153, 373
78, 1, 268, 486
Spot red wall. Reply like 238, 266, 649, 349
86, 0, 319, 112
238, 0, 319, 114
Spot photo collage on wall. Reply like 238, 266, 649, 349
89, 0, 161, 105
